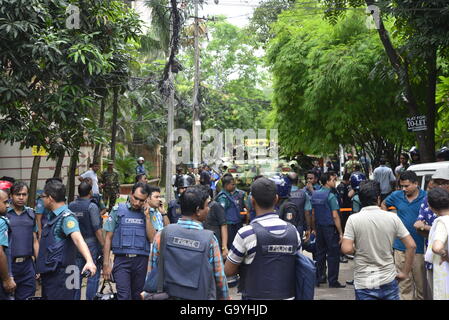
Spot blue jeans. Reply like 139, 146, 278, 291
75, 242, 101, 300
355, 279, 400, 300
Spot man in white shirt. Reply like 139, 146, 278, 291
341, 180, 417, 300
79, 162, 100, 196
373, 158, 396, 201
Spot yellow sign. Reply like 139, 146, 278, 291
245, 139, 268, 147
32, 146, 48, 156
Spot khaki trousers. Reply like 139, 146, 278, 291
394, 250, 426, 300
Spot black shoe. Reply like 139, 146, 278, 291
318, 276, 327, 284
329, 282, 346, 288
340, 256, 348, 263
346, 280, 354, 286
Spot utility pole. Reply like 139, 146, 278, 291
192, 0, 201, 168
165, 69, 175, 203
165, 22, 176, 203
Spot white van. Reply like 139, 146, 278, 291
407, 161, 449, 190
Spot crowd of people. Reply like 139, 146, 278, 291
1, 149, 449, 300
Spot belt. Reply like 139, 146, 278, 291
117, 254, 140, 258
13, 256, 32, 263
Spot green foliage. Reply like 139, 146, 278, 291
114, 154, 137, 184
177, 18, 271, 132
267, 9, 412, 159
0, 0, 142, 160
436, 76, 449, 146
248, 0, 295, 46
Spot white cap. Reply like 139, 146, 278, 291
432, 167, 449, 181
138, 157, 144, 161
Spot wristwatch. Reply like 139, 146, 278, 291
161, 213, 168, 217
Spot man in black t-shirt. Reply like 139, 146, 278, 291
201, 185, 229, 259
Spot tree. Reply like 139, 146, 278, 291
178, 18, 271, 132
266, 9, 413, 165
0, 0, 141, 202
320, 0, 449, 162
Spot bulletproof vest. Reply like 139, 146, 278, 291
280, 189, 306, 232
163, 224, 216, 300
311, 189, 334, 226
0, 216, 12, 277
168, 200, 182, 224
68, 198, 97, 242
240, 222, 298, 299
7, 208, 35, 258
217, 191, 241, 224
111, 204, 151, 256
36, 211, 77, 274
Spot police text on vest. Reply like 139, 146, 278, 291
173, 237, 200, 249
267, 245, 293, 253
125, 218, 144, 224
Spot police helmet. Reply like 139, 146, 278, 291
178, 174, 194, 188
269, 174, 291, 199
409, 146, 419, 156
350, 172, 367, 191
436, 147, 449, 161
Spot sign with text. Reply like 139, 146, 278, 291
406, 115, 427, 132
32, 146, 48, 156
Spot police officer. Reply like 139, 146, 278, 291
409, 147, 420, 165
0, 189, 16, 300
103, 182, 155, 300
136, 157, 146, 175
278, 172, 312, 240
36, 180, 97, 300
216, 175, 246, 251
6, 181, 39, 300
246, 175, 264, 222
68, 182, 105, 300
225, 177, 301, 300
303, 170, 321, 198
100, 160, 120, 212
146, 185, 230, 300
167, 175, 193, 224
311, 172, 345, 288
35, 177, 63, 240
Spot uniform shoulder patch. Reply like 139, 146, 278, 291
66, 220, 76, 229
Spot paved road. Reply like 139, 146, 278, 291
229, 251, 356, 300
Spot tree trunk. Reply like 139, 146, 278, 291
365, 0, 435, 162
93, 98, 106, 162
27, 156, 41, 208
110, 87, 119, 162
67, 152, 78, 203
53, 149, 65, 178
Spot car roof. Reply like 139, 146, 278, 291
408, 161, 449, 174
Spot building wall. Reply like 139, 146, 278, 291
0, 142, 93, 191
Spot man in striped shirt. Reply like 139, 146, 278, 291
225, 177, 301, 300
